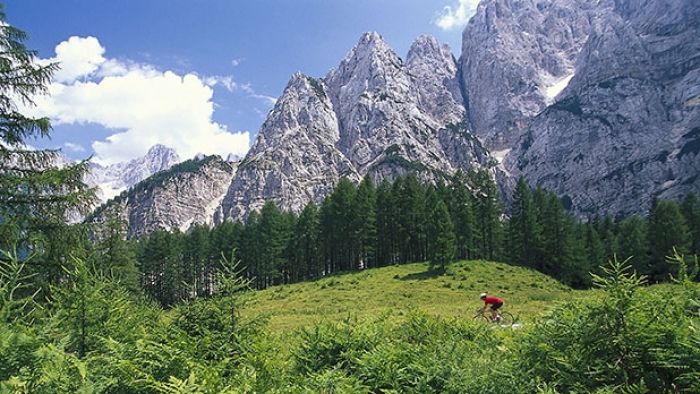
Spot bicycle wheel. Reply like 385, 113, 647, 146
473, 314, 490, 324
496, 311, 515, 326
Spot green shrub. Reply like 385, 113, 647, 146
517, 257, 700, 392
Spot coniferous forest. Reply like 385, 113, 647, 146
134, 172, 700, 306
1, 6, 699, 393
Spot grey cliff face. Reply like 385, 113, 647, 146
90, 156, 237, 238
407, 35, 465, 126
507, 0, 700, 216
218, 32, 490, 222
460, 0, 598, 150
88, 0, 700, 232
217, 73, 357, 221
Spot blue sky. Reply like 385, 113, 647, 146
5, 0, 478, 164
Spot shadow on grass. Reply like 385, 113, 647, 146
396, 267, 445, 281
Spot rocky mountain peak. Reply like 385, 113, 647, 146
406, 35, 452, 65
86, 144, 180, 202
143, 144, 179, 169
251, 71, 335, 154
215, 31, 490, 222
353, 31, 393, 57
406, 35, 464, 124
325, 31, 404, 94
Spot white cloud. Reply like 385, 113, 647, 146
241, 83, 277, 105
204, 75, 238, 92
43, 36, 106, 83
231, 58, 244, 67
62, 142, 85, 152
435, 0, 479, 30
27, 36, 251, 165
205, 76, 276, 104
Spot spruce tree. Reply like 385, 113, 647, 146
598, 216, 618, 262
449, 170, 476, 260
508, 177, 542, 268
293, 202, 320, 280
429, 200, 455, 272
616, 215, 648, 274
258, 202, 284, 286
139, 229, 184, 306
647, 200, 690, 281
584, 222, 605, 274
183, 224, 211, 297
353, 175, 377, 268
397, 173, 426, 263
540, 192, 575, 280
468, 169, 503, 261
278, 210, 296, 284
329, 178, 357, 270
240, 211, 261, 288
0, 7, 95, 284
95, 211, 139, 293
209, 220, 243, 292
375, 179, 393, 266
318, 197, 334, 274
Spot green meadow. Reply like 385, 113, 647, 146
242, 260, 579, 333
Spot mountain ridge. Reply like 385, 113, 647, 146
88, 0, 700, 234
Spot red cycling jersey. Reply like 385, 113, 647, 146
483, 296, 503, 305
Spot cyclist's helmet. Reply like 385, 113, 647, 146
479, 293, 487, 300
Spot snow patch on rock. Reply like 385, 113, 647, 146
544, 73, 575, 104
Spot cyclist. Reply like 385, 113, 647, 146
479, 292, 504, 322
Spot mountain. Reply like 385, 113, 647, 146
87, 0, 700, 232
85, 144, 180, 202
217, 32, 490, 221
87, 155, 238, 238
460, 0, 599, 150
504, 0, 700, 216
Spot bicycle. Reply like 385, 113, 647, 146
473, 307, 516, 326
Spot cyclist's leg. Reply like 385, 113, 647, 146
491, 302, 503, 321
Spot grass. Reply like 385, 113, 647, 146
240, 260, 585, 333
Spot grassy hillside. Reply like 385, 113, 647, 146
241, 260, 584, 332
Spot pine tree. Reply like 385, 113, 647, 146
353, 175, 377, 268
0, 7, 95, 284
32, 223, 94, 295
468, 169, 503, 261
375, 179, 393, 266
568, 223, 592, 288
329, 178, 357, 270
183, 224, 211, 297
584, 222, 606, 274
598, 216, 618, 262
258, 202, 285, 287
278, 210, 296, 284
240, 211, 262, 288
396, 173, 426, 263
647, 200, 690, 281
209, 220, 243, 293
540, 192, 575, 280
449, 170, 476, 260
508, 177, 542, 268
139, 229, 177, 306
94, 211, 139, 293
429, 200, 455, 272
293, 202, 320, 280
616, 215, 648, 274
